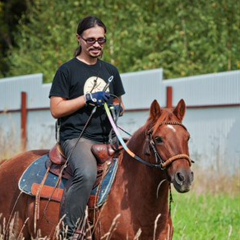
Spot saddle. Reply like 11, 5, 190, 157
49, 143, 120, 165
47, 143, 122, 180
43, 143, 123, 203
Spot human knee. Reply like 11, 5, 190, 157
74, 167, 97, 185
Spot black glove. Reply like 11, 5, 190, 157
109, 104, 124, 117
85, 92, 110, 107
114, 105, 124, 116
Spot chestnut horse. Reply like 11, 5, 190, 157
0, 99, 193, 240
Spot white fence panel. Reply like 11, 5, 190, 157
0, 70, 239, 175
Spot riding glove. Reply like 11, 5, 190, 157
114, 105, 124, 116
85, 91, 110, 107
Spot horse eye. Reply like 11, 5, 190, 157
155, 136, 163, 144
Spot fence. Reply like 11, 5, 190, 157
0, 70, 239, 175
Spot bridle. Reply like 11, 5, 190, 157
105, 103, 194, 170
130, 138, 192, 170
147, 122, 193, 170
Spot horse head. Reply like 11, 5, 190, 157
146, 99, 194, 193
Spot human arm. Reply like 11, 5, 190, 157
50, 92, 111, 119
50, 95, 87, 119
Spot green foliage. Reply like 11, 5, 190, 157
2, 0, 240, 82
0, 0, 32, 77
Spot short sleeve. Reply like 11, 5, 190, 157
49, 66, 70, 99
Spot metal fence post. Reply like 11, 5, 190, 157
166, 86, 173, 108
21, 92, 28, 151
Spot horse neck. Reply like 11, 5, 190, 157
119, 127, 169, 203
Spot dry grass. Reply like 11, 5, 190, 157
0, 124, 22, 161
189, 167, 240, 197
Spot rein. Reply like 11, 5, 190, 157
104, 103, 193, 170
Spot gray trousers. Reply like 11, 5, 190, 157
61, 137, 98, 236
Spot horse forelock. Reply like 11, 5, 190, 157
0, 159, 7, 166
127, 108, 182, 156
151, 108, 180, 135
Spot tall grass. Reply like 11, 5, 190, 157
172, 194, 240, 240
0, 124, 22, 160
172, 167, 240, 240
0, 144, 239, 240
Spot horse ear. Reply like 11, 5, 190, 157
173, 99, 186, 122
149, 100, 161, 121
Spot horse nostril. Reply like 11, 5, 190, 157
178, 172, 184, 181
176, 172, 185, 185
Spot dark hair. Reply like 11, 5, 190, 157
75, 16, 107, 56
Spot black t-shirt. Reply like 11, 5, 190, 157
49, 58, 125, 143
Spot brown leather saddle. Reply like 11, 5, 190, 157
47, 143, 122, 182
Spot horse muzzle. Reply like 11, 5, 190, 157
171, 169, 194, 193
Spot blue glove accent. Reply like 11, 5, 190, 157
86, 92, 110, 106
114, 105, 124, 116
109, 104, 124, 117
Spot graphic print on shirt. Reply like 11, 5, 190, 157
83, 76, 110, 94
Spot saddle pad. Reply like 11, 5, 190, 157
18, 155, 67, 195
93, 158, 119, 206
18, 155, 119, 207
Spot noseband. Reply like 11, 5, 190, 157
149, 137, 192, 170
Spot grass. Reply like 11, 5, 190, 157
172, 167, 240, 240
0, 157, 239, 239
172, 193, 240, 240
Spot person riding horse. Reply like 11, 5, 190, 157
49, 16, 125, 239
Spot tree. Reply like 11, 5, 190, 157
2, 0, 240, 82
0, 0, 32, 77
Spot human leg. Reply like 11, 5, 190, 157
61, 137, 98, 237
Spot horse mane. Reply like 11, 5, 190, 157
126, 108, 177, 154
129, 108, 175, 141
0, 159, 7, 166
146, 107, 180, 135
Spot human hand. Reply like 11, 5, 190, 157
109, 104, 124, 117
114, 105, 124, 116
85, 92, 110, 106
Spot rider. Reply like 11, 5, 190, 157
49, 16, 125, 239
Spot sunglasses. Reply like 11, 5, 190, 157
81, 36, 107, 45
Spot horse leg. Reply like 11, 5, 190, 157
0, 150, 49, 239
157, 217, 174, 240
0, 192, 32, 240
26, 197, 62, 239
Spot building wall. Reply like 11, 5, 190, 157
0, 69, 239, 175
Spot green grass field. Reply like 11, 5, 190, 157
172, 193, 240, 240
172, 168, 240, 240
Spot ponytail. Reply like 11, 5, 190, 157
75, 46, 81, 57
